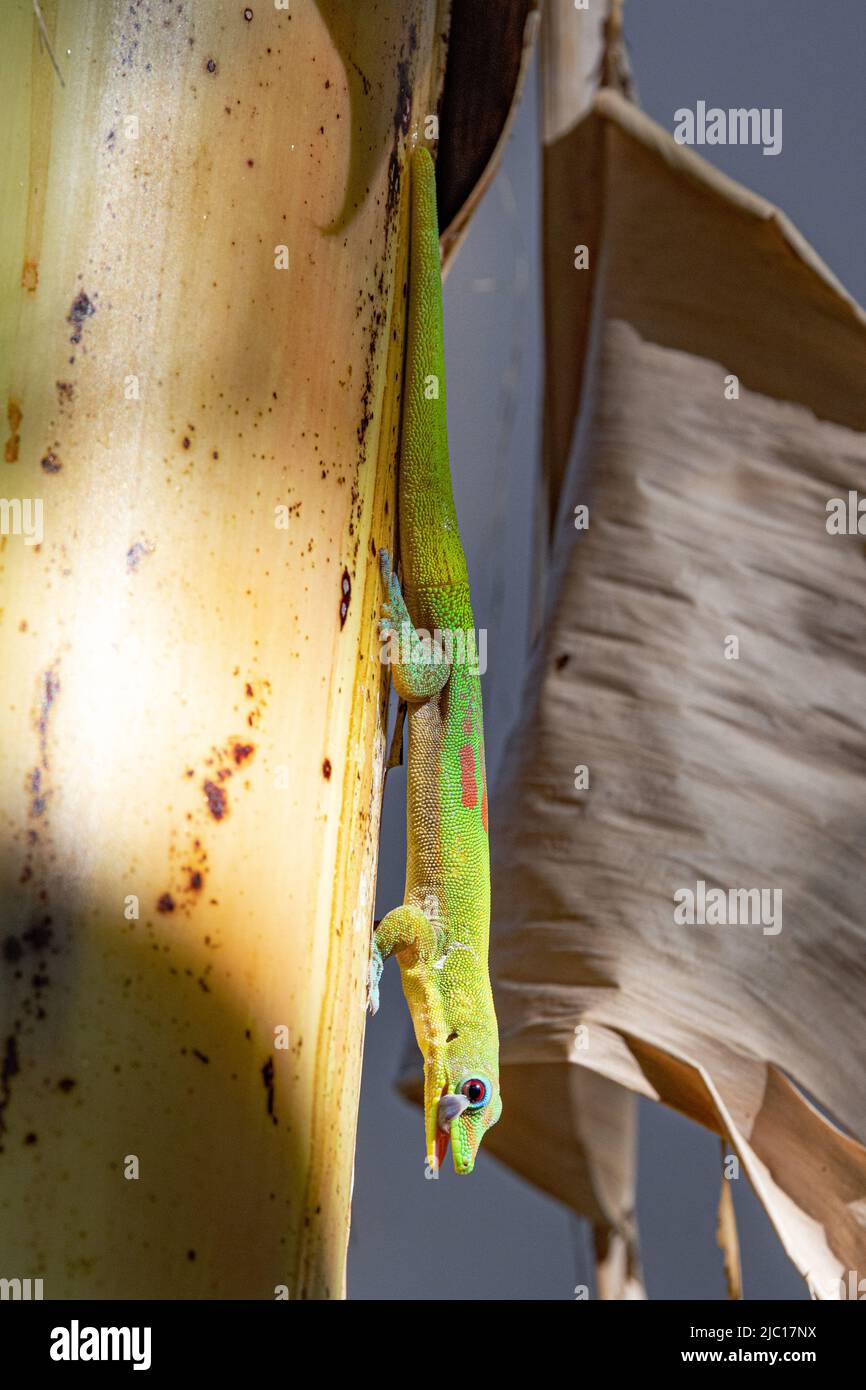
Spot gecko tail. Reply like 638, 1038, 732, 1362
397, 147, 469, 595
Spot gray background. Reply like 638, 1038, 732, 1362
350, 1, 865, 1300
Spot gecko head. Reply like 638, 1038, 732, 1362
426, 1053, 502, 1176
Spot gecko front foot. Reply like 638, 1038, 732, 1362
367, 937, 384, 1015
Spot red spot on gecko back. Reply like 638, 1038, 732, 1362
479, 740, 488, 834
459, 744, 477, 809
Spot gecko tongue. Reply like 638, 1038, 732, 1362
435, 1126, 450, 1169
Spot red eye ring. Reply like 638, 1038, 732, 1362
460, 1077, 489, 1108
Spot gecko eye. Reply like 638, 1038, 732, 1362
459, 1076, 491, 1109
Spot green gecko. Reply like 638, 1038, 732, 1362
368, 145, 501, 1176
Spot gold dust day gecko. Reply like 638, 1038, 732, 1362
368, 146, 502, 1176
